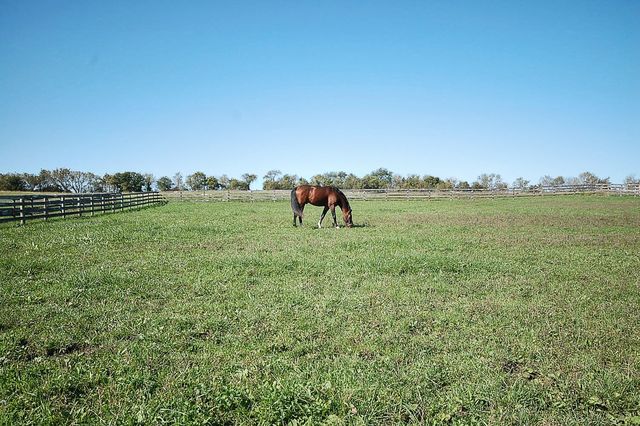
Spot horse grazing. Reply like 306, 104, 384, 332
291, 185, 353, 228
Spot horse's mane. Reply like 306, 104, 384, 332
334, 187, 350, 210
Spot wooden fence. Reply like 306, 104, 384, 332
0, 192, 166, 225
162, 183, 640, 202
2, 185, 636, 224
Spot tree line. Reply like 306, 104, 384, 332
0, 168, 637, 193
262, 169, 634, 190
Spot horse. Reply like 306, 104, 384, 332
291, 185, 353, 228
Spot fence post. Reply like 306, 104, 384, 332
44, 196, 49, 221
90, 195, 95, 216
19, 197, 25, 225
77, 195, 82, 217
61, 195, 66, 219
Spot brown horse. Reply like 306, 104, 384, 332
291, 185, 353, 228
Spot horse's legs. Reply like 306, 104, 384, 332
318, 206, 329, 228
330, 205, 339, 228
293, 204, 305, 227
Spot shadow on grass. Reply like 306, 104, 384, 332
293, 222, 370, 229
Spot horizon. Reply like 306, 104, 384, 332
0, 166, 630, 191
1, 1, 638, 188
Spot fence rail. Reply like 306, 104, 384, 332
162, 183, 640, 202
2, 185, 636, 224
0, 192, 166, 224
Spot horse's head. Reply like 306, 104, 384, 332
343, 208, 353, 228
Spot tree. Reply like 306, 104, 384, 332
206, 176, 219, 190
279, 174, 299, 189
263, 170, 282, 190
36, 170, 60, 192
624, 175, 639, 189
157, 176, 173, 191
476, 173, 491, 189
48, 168, 74, 192
343, 174, 362, 189
474, 173, 505, 190
229, 178, 249, 190
44, 168, 99, 193
67, 171, 100, 193
564, 176, 580, 186
310, 171, 350, 188
241, 173, 257, 190
111, 172, 145, 192
311, 173, 331, 187
102, 174, 118, 192
22, 172, 46, 191
446, 178, 459, 189
512, 177, 530, 190
297, 177, 310, 186
0, 173, 25, 191
436, 178, 456, 190
186, 171, 207, 191
578, 171, 609, 185
402, 174, 422, 189
173, 172, 184, 191
218, 174, 230, 190
261, 171, 305, 189
362, 168, 394, 189
143, 174, 155, 192
422, 175, 442, 188
392, 174, 404, 189
539, 175, 553, 187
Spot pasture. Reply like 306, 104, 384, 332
1, 196, 639, 424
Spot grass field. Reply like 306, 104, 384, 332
1, 196, 639, 425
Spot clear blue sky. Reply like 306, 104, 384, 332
1, 0, 638, 188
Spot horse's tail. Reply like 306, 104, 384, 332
291, 189, 304, 217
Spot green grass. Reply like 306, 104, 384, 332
1, 196, 639, 425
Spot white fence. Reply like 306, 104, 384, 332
162, 183, 640, 202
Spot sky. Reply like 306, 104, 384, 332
1, 0, 638, 189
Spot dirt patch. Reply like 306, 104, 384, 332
45, 342, 92, 357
